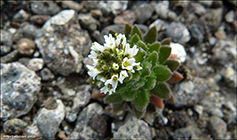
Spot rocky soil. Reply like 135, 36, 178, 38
1, 0, 236, 139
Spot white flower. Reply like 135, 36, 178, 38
91, 42, 104, 52
135, 64, 143, 71
96, 75, 106, 82
112, 63, 119, 70
115, 33, 126, 47
116, 48, 124, 55
101, 74, 118, 95
86, 65, 101, 80
104, 34, 115, 49
122, 57, 137, 73
124, 44, 139, 58
118, 70, 128, 84
88, 50, 98, 59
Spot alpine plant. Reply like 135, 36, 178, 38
86, 24, 183, 118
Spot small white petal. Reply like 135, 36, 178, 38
104, 34, 115, 49
124, 44, 139, 58
86, 65, 101, 79
88, 50, 98, 59
116, 33, 126, 47
116, 48, 124, 55
118, 70, 128, 84
91, 42, 104, 52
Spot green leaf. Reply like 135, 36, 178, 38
121, 89, 138, 101
123, 70, 133, 82
147, 51, 158, 66
164, 60, 180, 72
166, 93, 176, 103
131, 25, 143, 40
144, 74, 156, 90
125, 23, 132, 38
133, 78, 145, 90
161, 38, 171, 45
148, 42, 160, 53
132, 88, 150, 111
150, 82, 171, 99
137, 41, 148, 51
133, 107, 146, 119
152, 65, 173, 81
132, 71, 141, 82
158, 46, 171, 64
104, 93, 123, 103
135, 48, 146, 62
109, 29, 117, 38
141, 61, 152, 76
130, 34, 140, 47
143, 25, 157, 44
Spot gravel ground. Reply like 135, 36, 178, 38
0, 0, 236, 139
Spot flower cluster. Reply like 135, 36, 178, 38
86, 34, 142, 95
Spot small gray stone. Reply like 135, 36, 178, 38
1, 50, 19, 63
180, 81, 195, 94
1, 30, 13, 55
113, 112, 151, 139
17, 38, 36, 56
72, 85, 92, 108
3, 118, 28, 135
30, 1, 60, 15
149, 19, 167, 32
90, 115, 109, 137
191, 2, 207, 16
198, 0, 213, 7
65, 107, 80, 123
0, 62, 41, 120
22, 24, 41, 39
67, 103, 104, 139
12, 9, 30, 22
26, 99, 65, 138
222, 67, 236, 88
173, 128, 197, 140
78, 13, 100, 31
189, 24, 204, 45
134, 3, 154, 23
209, 107, 224, 118
40, 68, 55, 81
61, 1, 83, 12
30, 15, 51, 26
27, 58, 44, 71
154, 1, 169, 19
166, 22, 190, 44
98, 1, 128, 16
202, 8, 223, 32
114, 10, 136, 25
207, 116, 228, 139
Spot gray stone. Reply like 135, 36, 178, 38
166, 22, 190, 44
90, 115, 109, 137
149, 19, 167, 32
189, 23, 204, 45
1, 50, 19, 63
30, 1, 60, 15
3, 118, 28, 135
173, 128, 197, 140
12, 9, 30, 22
1, 30, 13, 55
134, 3, 154, 24
78, 13, 100, 31
194, 105, 204, 116
17, 38, 36, 56
191, 2, 207, 16
36, 10, 91, 76
67, 103, 104, 139
154, 1, 169, 19
113, 112, 151, 139
30, 15, 51, 26
40, 68, 55, 81
203, 8, 223, 32
0, 62, 41, 120
65, 107, 80, 123
61, 1, 83, 12
198, 0, 213, 7
114, 10, 136, 25
98, 1, 128, 16
72, 85, 92, 108
209, 107, 224, 118
26, 99, 65, 138
22, 24, 42, 39
27, 58, 44, 71
222, 67, 236, 88
180, 81, 195, 94
207, 116, 228, 139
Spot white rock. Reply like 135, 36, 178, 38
170, 42, 187, 63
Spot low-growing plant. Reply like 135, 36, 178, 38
86, 23, 183, 118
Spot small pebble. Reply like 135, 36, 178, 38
3, 119, 28, 135
40, 68, 55, 80
17, 38, 36, 56
27, 58, 44, 71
